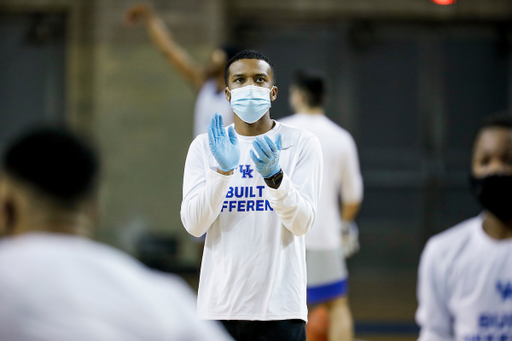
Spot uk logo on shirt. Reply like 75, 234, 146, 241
496, 280, 512, 301
239, 165, 254, 178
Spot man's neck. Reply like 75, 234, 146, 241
14, 212, 91, 238
295, 106, 324, 115
482, 211, 512, 240
234, 113, 275, 136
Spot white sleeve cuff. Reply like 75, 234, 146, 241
207, 167, 234, 181
265, 172, 292, 201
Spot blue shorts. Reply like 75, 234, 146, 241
307, 278, 348, 305
306, 249, 348, 305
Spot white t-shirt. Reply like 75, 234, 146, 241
194, 80, 233, 137
416, 215, 512, 341
279, 113, 363, 250
181, 121, 323, 321
0, 233, 232, 341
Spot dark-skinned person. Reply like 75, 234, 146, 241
180, 50, 323, 341
0, 127, 232, 341
416, 114, 512, 341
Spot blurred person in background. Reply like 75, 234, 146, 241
0, 127, 232, 341
125, 3, 237, 137
181, 50, 323, 341
280, 69, 363, 341
416, 114, 512, 341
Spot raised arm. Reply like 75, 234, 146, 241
339, 132, 363, 220
125, 4, 204, 89
339, 132, 363, 257
180, 114, 240, 237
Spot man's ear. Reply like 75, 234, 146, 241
297, 90, 306, 106
0, 177, 20, 236
270, 86, 278, 102
225, 87, 231, 102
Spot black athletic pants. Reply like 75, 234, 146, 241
220, 319, 306, 341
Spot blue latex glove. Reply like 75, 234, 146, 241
207, 113, 240, 172
250, 133, 282, 178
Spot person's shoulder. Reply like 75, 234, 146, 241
0, 233, 73, 258
278, 121, 316, 140
0, 232, 140, 261
0, 236, 25, 262
279, 113, 325, 128
423, 216, 480, 258
147, 270, 196, 297
278, 123, 322, 160
429, 216, 478, 245
320, 116, 355, 141
279, 114, 299, 125
0, 233, 144, 286
199, 79, 218, 92
189, 132, 209, 151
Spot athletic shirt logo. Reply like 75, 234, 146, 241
239, 164, 254, 178
496, 280, 512, 301
221, 164, 274, 213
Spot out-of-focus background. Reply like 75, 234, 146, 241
1, 0, 511, 339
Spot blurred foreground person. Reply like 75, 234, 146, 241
281, 70, 363, 341
125, 4, 237, 137
0, 128, 232, 341
416, 114, 512, 341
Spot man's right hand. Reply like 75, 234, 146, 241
125, 4, 152, 26
208, 113, 240, 173
341, 220, 360, 258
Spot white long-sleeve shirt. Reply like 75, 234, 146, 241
0, 233, 232, 341
280, 113, 363, 250
181, 121, 323, 321
416, 215, 512, 341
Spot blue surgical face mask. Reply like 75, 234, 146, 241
228, 85, 274, 124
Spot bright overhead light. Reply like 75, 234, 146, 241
431, 0, 456, 4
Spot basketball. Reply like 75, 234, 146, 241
306, 305, 329, 341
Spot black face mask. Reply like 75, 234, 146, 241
470, 174, 512, 223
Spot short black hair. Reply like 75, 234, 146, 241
224, 50, 276, 86
2, 127, 99, 209
292, 69, 327, 108
472, 113, 512, 149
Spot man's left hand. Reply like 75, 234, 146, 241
250, 134, 282, 178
